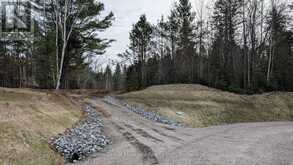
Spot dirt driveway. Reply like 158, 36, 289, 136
76, 99, 293, 165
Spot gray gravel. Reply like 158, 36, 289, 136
103, 96, 183, 127
48, 106, 111, 162
75, 99, 293, 165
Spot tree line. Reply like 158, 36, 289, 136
0, 0, 114, 89
1, 0, 293, 93
111, 0, 293, 93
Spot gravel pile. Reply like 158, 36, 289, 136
103, 96, 183, 127
48, 106, 111, 162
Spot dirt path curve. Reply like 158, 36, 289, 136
76, 98, 293, 165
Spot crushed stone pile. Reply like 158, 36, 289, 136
49, 106, 111, 162
103, 96, 183, 127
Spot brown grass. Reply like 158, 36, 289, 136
119, 84, 293, 127
0, 88, 81, 165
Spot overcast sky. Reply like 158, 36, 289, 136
98, 0, 176, 65
98, 0, 216, 66
98, 0, 293, 66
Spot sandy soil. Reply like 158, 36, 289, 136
76, 98, 293, 165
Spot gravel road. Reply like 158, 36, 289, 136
75, 98, 293, 165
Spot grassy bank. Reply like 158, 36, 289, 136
119, 84, 293, 127
0, 88, 81, 165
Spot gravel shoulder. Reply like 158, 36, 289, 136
77, 98, 293, 165
49, 106, 111, 162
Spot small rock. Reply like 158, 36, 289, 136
49, 106, 111, 162
176, 111, 184, 116
103, 96, 183, 127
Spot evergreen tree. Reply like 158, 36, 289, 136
126, 64, 140, 91
168, 9, 179, 60
44, 0, 114, 89
105, 65, 112, 91
129, 15, 153, 88
33, 0, 114, 89
210, 0, 242, 88
266, 2, 293, 90
174, 0, 196, 83
113, 64, 122, 91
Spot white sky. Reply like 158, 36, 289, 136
99, 0, 176, 65
97, 0, 291, 66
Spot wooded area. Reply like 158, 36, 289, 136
118, 0, 293, 93
0, 0, 293, 94
0, 0, 114, 89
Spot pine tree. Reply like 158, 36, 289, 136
266, 2, 293, 90
105, 65, 112, 91
174, 0, 196, 83
129, 14, 153, 88
113, 64, 121, 91
168, 9, 179, 60
210, 0, 242, 88
32, 0, 114, 89
126, 64, 140, 91
52, 0, 114, 89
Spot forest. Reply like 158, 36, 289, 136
1, 0, 293, 94
0, 0, 114, 89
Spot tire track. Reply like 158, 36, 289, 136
152, 128, 183, 142
112, 122, 159, 165
124, 124, 164, 143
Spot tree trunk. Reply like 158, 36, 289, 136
242, 0, 249, 89
55, 13, 59, 87
267, 37, 274, 84
56, 42, 67, 90
56, 0, 68, 90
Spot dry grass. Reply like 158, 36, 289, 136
119, 84, 293, 127
0, 88, 81, 165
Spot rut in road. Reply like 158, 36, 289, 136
77, 98, 293, 165
76, 98, 187, 165
112, 122, 159, 164
124, 124, 164, 143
